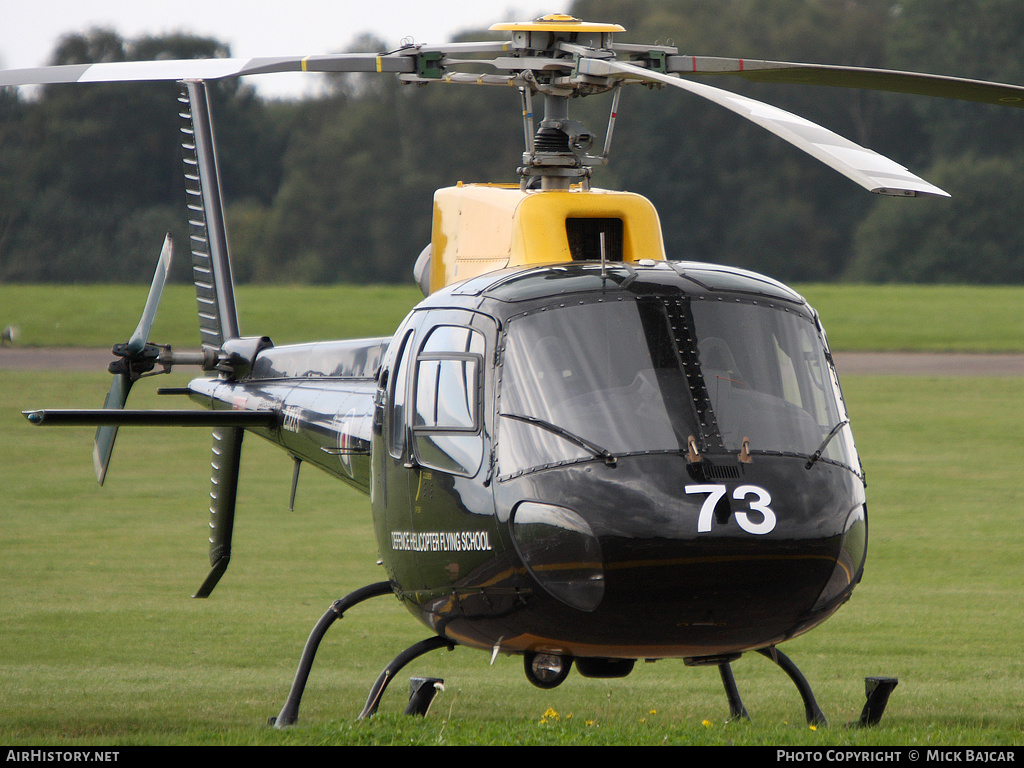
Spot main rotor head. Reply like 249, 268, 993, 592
407, 14, 638, 190
491, 13, 626, 52
493, 14, 633, 189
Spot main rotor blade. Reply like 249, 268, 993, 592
0, 53, 416, 88
128, 234, 172, 355
581, 59, 949, 197
669, 57, 1024, 108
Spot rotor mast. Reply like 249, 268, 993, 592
493, 15, 626, 190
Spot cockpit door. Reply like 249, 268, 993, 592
379, 309, 499, 596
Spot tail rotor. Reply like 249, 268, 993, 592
93, 234, 173, 484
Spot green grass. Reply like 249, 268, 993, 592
1, 371, 1021, 745
1, 281, 1021, 744
0, 283, 1021, 351
0, 284, 424, 349
797, 284, 1024, 352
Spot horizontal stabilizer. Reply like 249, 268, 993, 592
24, 409, 277, 428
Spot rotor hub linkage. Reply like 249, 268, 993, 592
108, 341, 163, 380
108, 342, 220, 382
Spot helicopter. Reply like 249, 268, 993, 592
8, 13, 1024, 727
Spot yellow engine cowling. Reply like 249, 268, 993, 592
419, 183, 667, 294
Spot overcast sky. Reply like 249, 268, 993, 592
1, 1, 551, 97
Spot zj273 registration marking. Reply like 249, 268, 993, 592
684, 484, 777, 535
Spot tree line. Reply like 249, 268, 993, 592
1, 0, 1022, 285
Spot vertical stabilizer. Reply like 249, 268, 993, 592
179, 80, 241, 350
180, 82, 246, 598
192, 426, 244, 598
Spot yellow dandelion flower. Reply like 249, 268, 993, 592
702, 719, 713, 728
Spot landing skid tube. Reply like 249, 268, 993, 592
272, 587, 887, 728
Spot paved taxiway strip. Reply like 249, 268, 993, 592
832, 352, 1024, 377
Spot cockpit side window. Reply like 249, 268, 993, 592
387, 330, 415, 459
411, 325, 485, 476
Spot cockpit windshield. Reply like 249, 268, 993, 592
497, 295, 859, 478
688, 298, 858, 469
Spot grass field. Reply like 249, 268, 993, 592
1, 283, 1022, 351
0, 283, 1021, 745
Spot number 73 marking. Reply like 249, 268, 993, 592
684, 484, 777, 535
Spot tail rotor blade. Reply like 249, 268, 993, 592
128, 235, 173, 354
93, 235, 174, 484
93, 373, 130, 485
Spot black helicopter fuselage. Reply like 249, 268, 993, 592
189, 259, 867, 664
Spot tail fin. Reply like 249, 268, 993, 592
29, 82, 260, 598
179, 80, 248, 597
179, 80, 240, 350
192, 426, 244, 598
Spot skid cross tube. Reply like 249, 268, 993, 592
718, 662, 751, 721
359, 636, 455, 720
756, 647, 828, 726
272, 581, 393, 728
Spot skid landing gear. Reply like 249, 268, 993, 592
696, 647, 826, 725
359, 637, 454, 719
271, 581, 391, 727
270, 581, 455, 727
700, 651, 827, 729
754, 647, 828, 726
712, 648, 897, 727
716, 661, 750, 722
